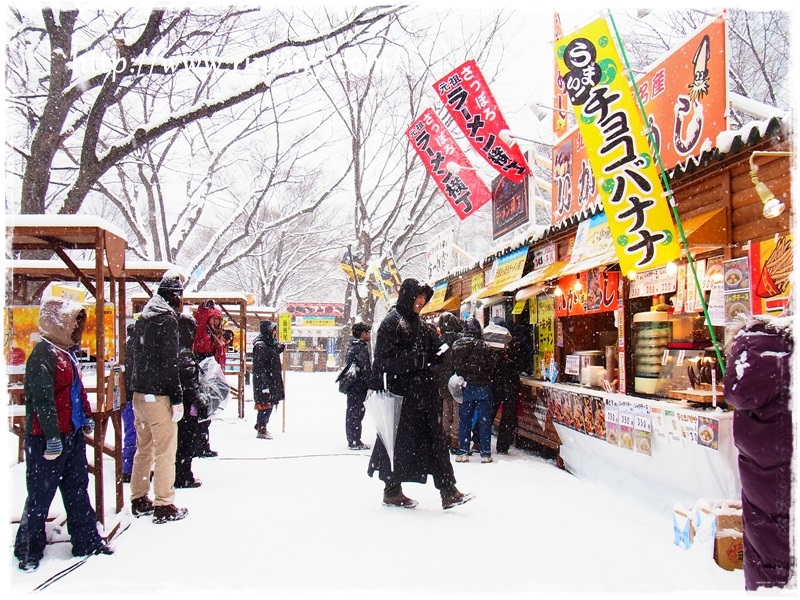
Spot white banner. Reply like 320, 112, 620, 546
426, 228, 455, 282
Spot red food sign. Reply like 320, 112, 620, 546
555, 270, 621, 317
432, 60, 530, 184
406, 108, 491, 220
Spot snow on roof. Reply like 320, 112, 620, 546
6, 213, 128, 242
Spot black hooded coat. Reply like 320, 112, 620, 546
367, 279, 456, 489
252, 321, 285, 406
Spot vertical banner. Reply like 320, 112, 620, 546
383, 252, 403, 293
406, 108, 491, 219
432, 60, 531, 183
426, 228, 455, 282
554, 17, 681, 274
553, 12, 571, 140
492, 174, 529, 240
278, 313, 292, 343
723, 257, 751, 323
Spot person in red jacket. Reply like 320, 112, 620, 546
14, 297, 114, 572
192, 300, 226, 456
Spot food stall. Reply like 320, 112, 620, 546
5, 215, 129, 536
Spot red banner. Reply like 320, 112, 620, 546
432, 60, 530, 184
406, 108, 491, 220
555, 270, 620, 317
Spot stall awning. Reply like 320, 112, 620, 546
678, 208, 727, 248
560, 212, 618, 276
513, 260, 571, 301
477, 246, 529, 298
420, 295, 461, 315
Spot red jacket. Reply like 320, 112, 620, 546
193, 303, 226, 367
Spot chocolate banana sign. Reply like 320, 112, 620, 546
555, 17, 681, 275
406, 108, 491, 220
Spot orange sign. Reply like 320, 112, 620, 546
555, 270, 621, 317
749, 235, 793, 315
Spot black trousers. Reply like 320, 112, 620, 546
492, 382, 520, 453
176, 413, 201, 485
194, 419, 212, 456
345, 387, 367, 446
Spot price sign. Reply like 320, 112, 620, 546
278, 313, 292, 343
619, 412, 635, 428
635, 415, 651, 432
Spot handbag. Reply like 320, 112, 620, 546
336, 362, 359, 394
448, 373, 465, 403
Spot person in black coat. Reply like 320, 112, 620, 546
368, 278, 473, 510
490, 322, 529, 454
252, 320, 285, 440
452, 318, 496, 462
129, 271, 188, 524
344, 322, 372, 450
723, 314, 793, 590
174, 314, 203, 488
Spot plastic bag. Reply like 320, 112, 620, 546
483, 322, 511, 349
198, 356, 230, 421
448, 373, 465, 404
336, 362, 358, 394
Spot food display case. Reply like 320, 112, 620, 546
632, 311, 671, 395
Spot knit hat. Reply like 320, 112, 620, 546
157, 270, 184, 296
352, 322, 371, 338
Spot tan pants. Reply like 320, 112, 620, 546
130, 393, 177, 506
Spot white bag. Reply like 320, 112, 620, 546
448, 373, 466, 404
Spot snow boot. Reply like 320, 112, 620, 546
382, 484, 417, 509
441, 486, 475, 510
18, 557, 39, 572
131, 495, 155, 517
153, 504, 188, 524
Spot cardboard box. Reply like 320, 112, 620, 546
673, 504, 695, 549
714, 531, 744, 571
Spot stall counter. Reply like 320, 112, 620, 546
521, 378, 741, 514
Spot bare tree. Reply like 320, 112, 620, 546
311, 8, 514, 323
5, 6, 403, 219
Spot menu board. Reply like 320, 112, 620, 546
697, 416, 719, 451
605, 398, 619, 446
723, 257, 751, 323
618, 400, 635, 451
677, 411, 699, 446
633, 402, 652, 456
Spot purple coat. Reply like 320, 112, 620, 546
723, 316, 793, 590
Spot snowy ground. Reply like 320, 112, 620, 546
5, 371, 757, 598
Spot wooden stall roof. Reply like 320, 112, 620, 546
5, 259, 181, 281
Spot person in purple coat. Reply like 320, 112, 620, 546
723, 313, 793, 590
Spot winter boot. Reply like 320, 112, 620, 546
382, 484, 418, 509
455, 454, 469, 463
18, 557, 39, 572
131, 495, 155, 517
441, 486, 475, 510
152, 504, 188, 524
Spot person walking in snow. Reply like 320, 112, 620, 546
723, 312, 793, 590
129, 271, 189, 524
14, 296, 114, 572
431, 312, 463, 452
192, 300, 226, 457
343, 322, 372, 450
451, 318, 496, 463
174, 314, 203, 489
252, 320, 285, 440
368, 278, 473, 510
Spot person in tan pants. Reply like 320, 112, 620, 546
128, 271, 188, 524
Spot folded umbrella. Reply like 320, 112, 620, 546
364, 373, 403, 470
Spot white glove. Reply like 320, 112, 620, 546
172, 404, 184, 422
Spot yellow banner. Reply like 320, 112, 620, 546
429, 282, 448, 307
278, 313, 292, 342
555, 17, 680, 275
471, 273, 485, 294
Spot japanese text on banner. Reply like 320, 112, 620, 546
406, 108, 491, 219
432, 60, 530, 183
554, 17, 680, 274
